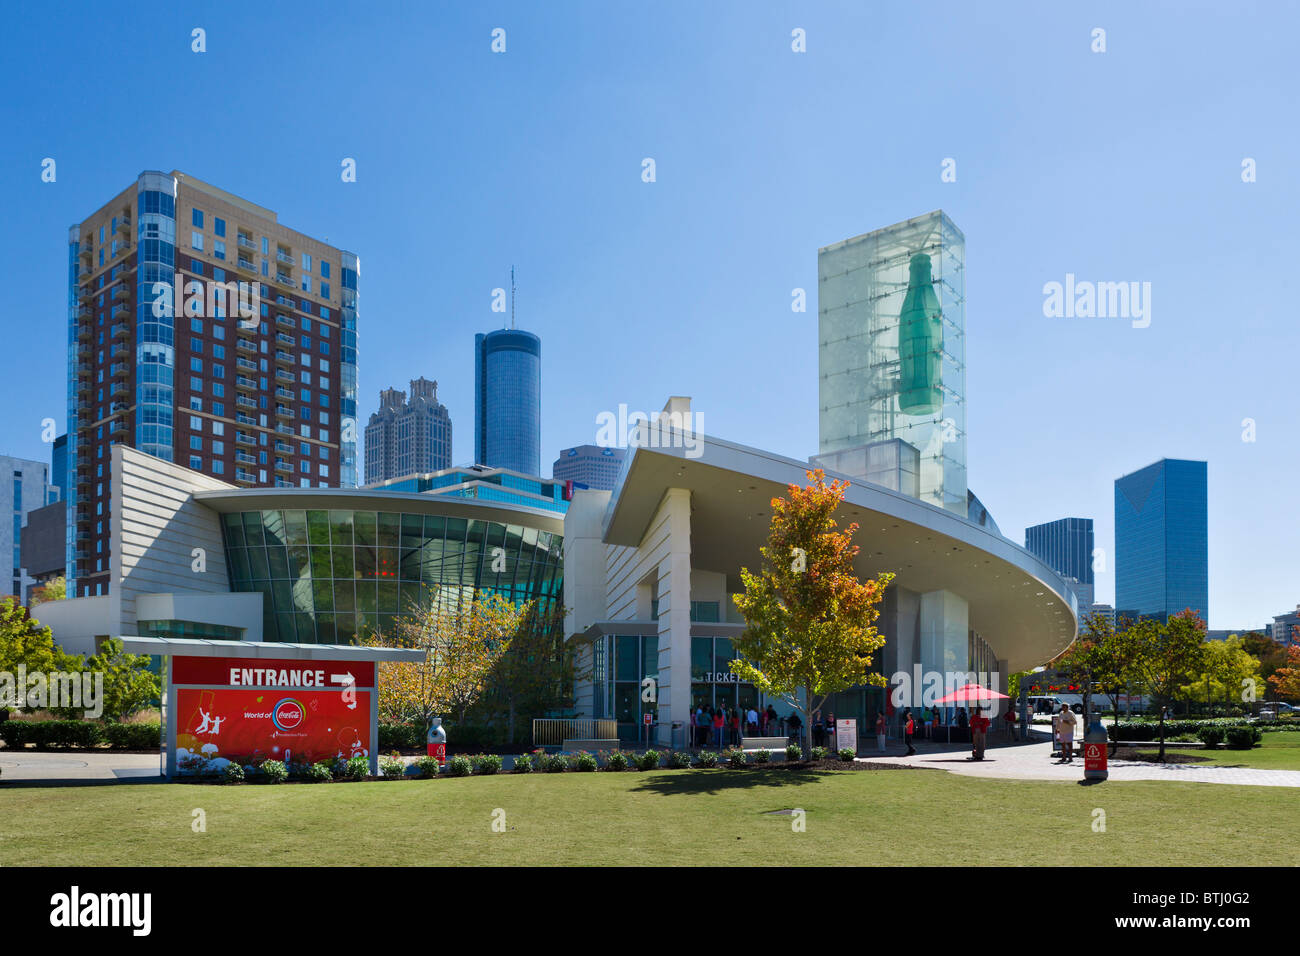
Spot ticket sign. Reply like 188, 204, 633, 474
172, 655, 375, 689
836, 718, 857, 753
176, 687, 371, 767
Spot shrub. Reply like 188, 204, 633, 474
752, 749, 771, 764
724, 747, 747, 769
445, 755, 471, 776
102, 722, 161, 750
573, 751, 598, 772
603, 750, 629, 771
414, 756, 441, 778
305, 761, 333, 783
542, 752, 568, 773
635, 749, 660, 771
223, 761, 245, 784
377, 723, 423, 751
810, 746, 829, 761
0, 720, 104, 750
1196, 727, 1225, 748
379, 754, 406, 778
666, 750, 691, 769
1225, 727, 1262, 750
472, 753, 503, 775
838, 747, 856, 761
786, 744, 803, 762
695, 750, 718, 768
260, 759, 288, 784
512, 753, 534, 774
343, 755, 369, 780
177, 752, 208, 774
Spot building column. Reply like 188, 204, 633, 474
919, 589, 970, 687
655, 488, 692, 748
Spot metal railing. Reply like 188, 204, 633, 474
532, 718, 619, 747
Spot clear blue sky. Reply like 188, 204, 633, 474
2, 1, 1296, 630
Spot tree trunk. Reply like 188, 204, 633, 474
1110, 695, 1120, 758
1157, 703, 1167, 762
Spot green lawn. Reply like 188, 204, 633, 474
1133, 732, 1300, 771
2, 767, 1296, 866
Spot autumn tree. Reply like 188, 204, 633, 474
29, 576, 66, 607
730, 469, 894, 751
1267, 641, 1300, 700
1240, 630, 1289, 695
365, 588, 528, 734
481, 600, 582, 746
1128, 609, 1208, 761
1179, 635, 1262, 713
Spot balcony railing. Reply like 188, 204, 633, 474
236, 396, 256, 409
234, 469, 257, 484
112, 284, 130, 301
274, 350, 293, 365
275, 387, 294, 400
274, 405, 293, 419
236, 357, 257, 371
276, 332, 294, 345
237, 258, 256, 273
235, 414, 256, 426
235, 433, 256, 446
237, 235, 256, 250
237, 339, 255, 353
276, 252, 293, 265
235, 451, 256, 465
275, 369, 294, 383
111, 322, 129, 338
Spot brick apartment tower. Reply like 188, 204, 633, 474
67, 170, 359, 598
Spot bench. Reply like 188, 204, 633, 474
740, 736, 789, 752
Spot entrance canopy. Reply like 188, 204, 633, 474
119, 636, 426, 663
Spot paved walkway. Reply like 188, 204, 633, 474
859, 730, 1300, 788
0, 752, 161, 784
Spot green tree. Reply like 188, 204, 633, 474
1129, 609, 1208, 761
1178, 635, 1261, 713
730, 469, 894, 748
29, 576, 66, 607
83, 638, 160, 720
1241, 630, 1291, 697
0, 598, 83, 685
482, 600, 583, 746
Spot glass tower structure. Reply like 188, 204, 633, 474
474, 329, 541, 475
1025, 517, 1095, 608
1114, 459, 1208, 622
818, 211, 967, 515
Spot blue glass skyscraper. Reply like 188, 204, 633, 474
1115, 458, 1208, 623
475, 329, 541, 475
1025, 517, 1095, 608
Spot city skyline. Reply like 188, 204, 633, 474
2, 2, 1297, 627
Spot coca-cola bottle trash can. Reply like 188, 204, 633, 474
427, 717, 447, 770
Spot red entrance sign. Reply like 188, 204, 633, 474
172, 655, 375, 689
1083, 741, 1107, 773
176, 687, 371, 766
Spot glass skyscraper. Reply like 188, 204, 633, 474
818, 211, 967, 515
474, 329, 541, 475
1115, 459, 1208, 622
1025, 517, 1095, 608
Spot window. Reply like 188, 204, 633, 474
212, 440, 224, 456
191, 259, 204, 276
214, 240, 226, 261
318, 410, 329, 424
212, 421, 224, 436
320, 282, 330, 300
213, 325, 225, 340
211, 364, 225, 378
261, 237, 269, 254
191, 231, 204, 251
189, 455, 202, 470
300, 371, 311, 384
190, 337, 203, 353
189, 436, 202, 450
302, 253, 312, 271
192, 209, 204, 228
212, 460, 224, 475
212, 383, 225, 397
190, 357, 203, 372
319, 358, 330, 372
213, 345, 225, 359
261, 259, 269, 276
189, 397, 202, 412
213, 267, 225, 282
319, 463, 329, 478
212, 402, 224, 417
189, 415, 202, 431
301, 276, 311, 293
320, 260, 330, 279
214, 217, 226, 237
191, 318, 203, 333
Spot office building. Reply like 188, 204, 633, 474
21, 501, 66, 593
553, 444, 626, 491
369, 464, 573, 515
818, 211, 967, 515
1, 455, 54, 602
474, 329, 540, 475
50, 434, 68, 501
1272, 606, 1300, 646
67, 170, 358, 598
364, 378, 452, 484
1025, 517, 1095, 609
1114, 458, 1208, 622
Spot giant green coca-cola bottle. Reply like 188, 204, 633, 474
898, 252, 943, 415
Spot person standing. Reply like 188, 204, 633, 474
902, 708, 916, 756
1058, 704, 1077, 762
1003, 706, 1017, 742
969, 708, 990, 760
712, 708, 724, 750
875, 710, 888, 753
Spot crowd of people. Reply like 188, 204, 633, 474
688, 703, 783, 748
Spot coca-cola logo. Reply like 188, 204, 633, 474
272, 698, 305, 731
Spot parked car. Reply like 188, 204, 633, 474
1260, 702, 1296, 718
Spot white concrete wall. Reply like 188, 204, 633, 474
29, 595, 112, 657
112, 446, 233, 635
135, 591, 263, 640
561, 489, 612, 637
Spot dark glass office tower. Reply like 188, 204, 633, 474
1114, 459, 1208, 622
474, 329, 541, 475
1025, 517, 1095, 608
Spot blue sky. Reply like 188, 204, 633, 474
2, 1, 1296, 629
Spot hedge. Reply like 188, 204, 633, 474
0, 720, 161, 750
377, 722, 504, 752
1108, 718, 1300, 742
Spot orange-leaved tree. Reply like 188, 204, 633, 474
1267, 637, 1300, 700
730, 469, 894, 753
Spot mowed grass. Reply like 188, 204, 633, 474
1, 767, 1296, 866
1135, 732, 1300, 771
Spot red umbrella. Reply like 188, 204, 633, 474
934, 683, 1009, 704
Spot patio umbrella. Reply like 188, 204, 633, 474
934, 683, 1009, 704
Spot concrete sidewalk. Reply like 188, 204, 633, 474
859, 732, 1300, 788
0, 751, 162, 784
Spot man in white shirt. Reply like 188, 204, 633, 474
1058, 705, 1077, 762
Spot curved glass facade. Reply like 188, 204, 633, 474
475, 329, 541, 475
134, 171, 177, 461
220, 508, 562, 644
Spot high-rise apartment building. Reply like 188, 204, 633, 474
818, 211, 967, 515
67, 170, 358, 598
1114, 458, 1208, 622
474, 329, 541, 475
364, 377, 453, 484
1025, 517, 1096, 609
1, 455, 54, 602
552, 444, 626, 491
